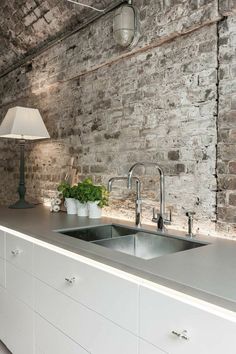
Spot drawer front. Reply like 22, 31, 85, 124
0, 230, 5, 259
0, 287, 6, 343
6, 262, 34, 308
4, 291, 34, 354
36, 279, 138, 354
140, 285, 236, 354
35, 314, 89, 354
6, 233, 33, 273
0, 258, 6, 288
139, 340, 166, 354
34, 244, 138, 334
5, 321, 34, 354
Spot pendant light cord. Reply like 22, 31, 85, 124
66, 0, 106, 12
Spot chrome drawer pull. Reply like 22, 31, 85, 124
11, 249, 22, 256
172, 330, 190, 341
65, 277, 76, 284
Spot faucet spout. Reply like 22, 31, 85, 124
108, 176, 142, 227
127, 162, 171, 232
127, 162, 145, 189
127, 162, 165, 218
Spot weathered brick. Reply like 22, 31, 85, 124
229, 161, 236, 174
217, 206, 236, 223
168, 151, 180, 161
229, 194, 236, 206
219, 0, 236, 16
218, 176, 236, 191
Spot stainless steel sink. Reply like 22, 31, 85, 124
57, 225, 205, 260
92, 232, 204, 260
57, 225, 138, 242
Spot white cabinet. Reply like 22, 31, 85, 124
0, 230, 6, 289
139, 285, 236, 354
34, 244, 138, 334
139, 339, 166, 354
1, 227, 236, 354
35, 314, 89, 354
6, 262, 34, 308
6, 233, 33, 273
1, 231, 35, 354
0, 230, 5, 259
0, 287, 7, 344
4, 291, 34, 354
0, 258, 6, 288
35, 279, 138, 354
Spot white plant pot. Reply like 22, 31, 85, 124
64, 198, 77, 215
88, 201, 102, 219
77, 201, 88, 217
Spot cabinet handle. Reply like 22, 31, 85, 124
11, 249, 22, 256
65, 277, 76, 284
172, 330, 190, 341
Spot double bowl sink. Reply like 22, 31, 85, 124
57, 224, 206, 260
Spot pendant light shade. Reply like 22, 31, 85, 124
113, 3, 139, 48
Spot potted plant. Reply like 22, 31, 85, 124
75, 178, 92, 217
86, 181, 109, 219
57, 182, 77, 215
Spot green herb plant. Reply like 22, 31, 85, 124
76, 178, 109, 208
57, 182, 77, 199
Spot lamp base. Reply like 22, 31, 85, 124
9, 200, 35, 209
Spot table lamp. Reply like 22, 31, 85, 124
0, 106, 50, 209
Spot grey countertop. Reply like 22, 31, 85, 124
0, 205, 236, 312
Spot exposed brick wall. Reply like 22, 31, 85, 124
0, 0, 113, 73
217, 15, 236, 235
0, 0, 235, 237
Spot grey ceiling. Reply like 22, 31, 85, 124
0, 0, 113, 74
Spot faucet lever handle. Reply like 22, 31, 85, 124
186, 211, 196, 238
152, 207, 157, 220
168, 208, 172, 222
186, 211, 195, 218
163, 208, 172, 225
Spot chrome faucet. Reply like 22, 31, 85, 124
127, 162, 171, 232
108, 176, 142, 227
186, 212, 195, 238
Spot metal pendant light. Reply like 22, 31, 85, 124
113, 0, 140, 48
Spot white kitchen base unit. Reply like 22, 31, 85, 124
0, 288, 34, 354
139, 284, 236, 354
1, 226, 236, 354
139, 339, 166, 354
35, 315, 89, 354
35, 279, 138, 354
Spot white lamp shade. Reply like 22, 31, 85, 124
0, 106, 50, 140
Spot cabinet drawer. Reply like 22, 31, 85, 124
35, 279, 138, 354
4, 291, 34, 354
35, 314, 89, 354
34, 245, 138, 333
6, 262, 34, 308
0, 287, 6, 343
139, 340, 166, 354
0, 258, 6, 288
5, 321, 34, 354
6, 233, 33, 273
140, 285, 236, 354
0, 230, 5, 259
